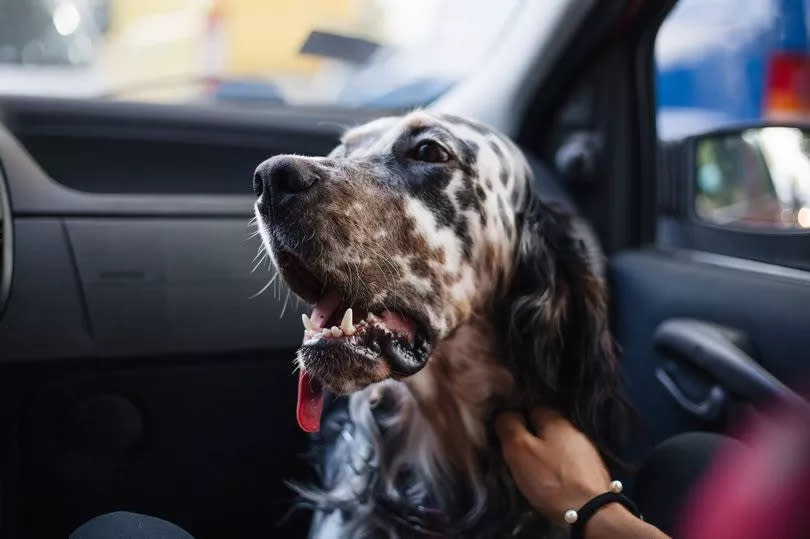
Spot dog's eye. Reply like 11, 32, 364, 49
410, 141, 450, 163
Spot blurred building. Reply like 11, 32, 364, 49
100, 0, 379, 102
0, 0, 515, 107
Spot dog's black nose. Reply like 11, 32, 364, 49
254, 156, 320, 201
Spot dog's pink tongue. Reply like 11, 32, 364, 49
296, 292, 339, 433
310, 291, 341, 328
297, 369, 324, 432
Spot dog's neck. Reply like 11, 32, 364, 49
308, 316, 533, 538
405, 315, 515, 473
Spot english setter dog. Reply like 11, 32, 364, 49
253, 111, 625, 538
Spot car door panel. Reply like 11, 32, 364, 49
10, 351, 307, 539
611, 249, 810, 463
1, 217, 306, 359
0, 218, 92, 356
0, 97, 378, 538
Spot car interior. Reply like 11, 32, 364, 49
1, 1, 809, 538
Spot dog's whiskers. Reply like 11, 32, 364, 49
352, 260, 362, 306
280, 287, 292, 318
249, 271, 278, 300
382, 256, 402, 281
251, 252, 269, 273
366, 253, 401, 289
251, 244, 266, 263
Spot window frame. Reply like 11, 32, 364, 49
651, 0, 810, 271
0, 161, 12, 318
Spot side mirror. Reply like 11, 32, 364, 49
660, 125, 810, 231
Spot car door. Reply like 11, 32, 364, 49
610, 0, 810, 470
511, 0, 810, 489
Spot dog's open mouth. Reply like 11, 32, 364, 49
276, 250, 432, 433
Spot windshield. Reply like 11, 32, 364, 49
0, 0, 524, 109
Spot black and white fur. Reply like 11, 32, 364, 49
252, 111, 625, 538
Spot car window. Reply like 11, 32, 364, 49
655, 0, 810, 141
656, 0, 810, 233
0, 0, 523, 110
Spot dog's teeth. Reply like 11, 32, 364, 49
330, 326, 342, 337
341, 308, 355, 335
302, 313, 317, 331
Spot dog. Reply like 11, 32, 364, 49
252, 111, 625, 537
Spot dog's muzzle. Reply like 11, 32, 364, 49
253, 154, 434, 434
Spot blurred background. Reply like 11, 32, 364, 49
0, 0, 808, 118
0, 0, 522, 108
2, 0, 809, 228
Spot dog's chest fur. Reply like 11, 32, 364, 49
304, 319, 551, 538
407, 318, 514, 468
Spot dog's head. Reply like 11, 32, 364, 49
254, 111, 622, 442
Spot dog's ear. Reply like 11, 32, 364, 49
502, 197, 626, 452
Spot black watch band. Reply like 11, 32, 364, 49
569, 492, 641, 539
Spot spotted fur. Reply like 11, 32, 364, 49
253, 111, 625, 538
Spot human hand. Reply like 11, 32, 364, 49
496, 407, 670, 538
495, 407, 611, 525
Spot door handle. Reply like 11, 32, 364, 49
655, 363, 727, 421
654, 318, 808, 413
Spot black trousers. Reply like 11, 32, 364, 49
634, 431, 742, 535
70, 432, 736, 538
